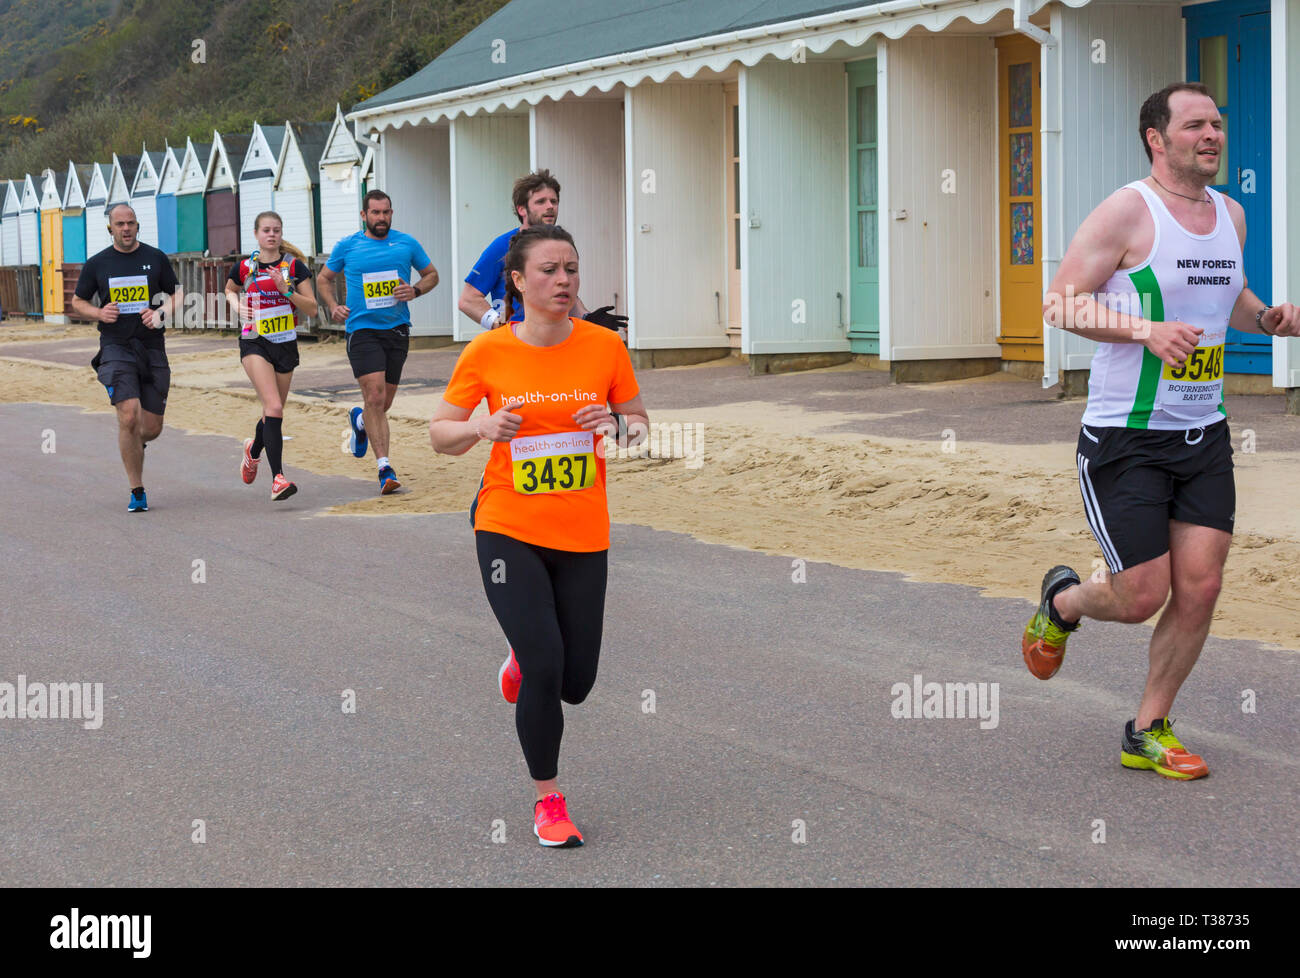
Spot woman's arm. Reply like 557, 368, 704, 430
431, 397, 527, 456
290, 275, 319, 318
611, 394, 648, 447
429, 400, 479, 456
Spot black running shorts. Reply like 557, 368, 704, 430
346, 324, 409, 384
239, 336, 300, 374
1075, 420, 1235, 573
93, 342, 170, 416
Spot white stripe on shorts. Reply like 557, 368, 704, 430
1077, 453, 1123, 573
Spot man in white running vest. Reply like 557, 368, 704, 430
1023, 82, 1299, 780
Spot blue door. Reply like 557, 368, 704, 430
1185, 0, 1272, 375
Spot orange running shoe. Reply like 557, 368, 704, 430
1022, 565, 1081, 679
1122, 718, 1209, 780
534, 792, 583, 848
499, 646, 521, 704
241, 438, 260, 484
271, 473, 297, 501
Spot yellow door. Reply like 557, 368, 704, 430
41, 209, 64, 315
996, 36, 1042, 362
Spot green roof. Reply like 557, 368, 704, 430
354, 0, 887, 114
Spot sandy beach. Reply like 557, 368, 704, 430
3, 322, 1297, 651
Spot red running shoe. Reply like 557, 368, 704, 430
241, 438, 259, 484
499, 646, 521, 704
271, 473, 297, 501
534, 792, 583, 848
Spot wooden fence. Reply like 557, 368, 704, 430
169, 254, 339, 333
0, 266, 43, 319
2, 256, 345, 332
59, 264, 96, 322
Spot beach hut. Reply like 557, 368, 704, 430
349, 0, 1300, 402
275, 120, 330, 256
18, 175, 40, 268
108, 154, 137, 212
318, 105, 371, 257
39, 168, 67, 319
238, 122, 286, 253
155, 144, 182, 254
205, 131, 250, 257
359, 143, 375, 197
83, 163, 113, 257
130, 146, 165, 249
61, 163, 90, 265
1, 180, 18, 265
175, 138, 210, 253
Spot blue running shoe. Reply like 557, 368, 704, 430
379, 465, 401, 494
127, 489, 148, 513
349, 406, 368, 458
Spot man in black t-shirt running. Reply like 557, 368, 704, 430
70, 203, 183, 512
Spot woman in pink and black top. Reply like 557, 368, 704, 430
224, 211, 318, 501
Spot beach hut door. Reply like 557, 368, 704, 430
996, 35, 1042, 365
1185, 1, 1272, 376
847, 59, 879, 354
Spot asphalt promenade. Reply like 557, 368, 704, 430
1, 402, 1295, 886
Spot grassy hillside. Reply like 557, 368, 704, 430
0, 0, 509, 177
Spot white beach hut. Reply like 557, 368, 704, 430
318, 105, 370, 258
237, 122, 286, 253
130, 146, 165, 249
0, 180, 18, 265
18, 174, 40, 264
274, 120, 331, 257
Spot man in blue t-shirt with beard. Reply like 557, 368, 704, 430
318, 190, 439, 494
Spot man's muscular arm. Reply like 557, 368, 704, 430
1044, 187, 1201, 369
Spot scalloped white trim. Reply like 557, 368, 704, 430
351, 0, 1095, 132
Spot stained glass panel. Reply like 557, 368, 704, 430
1010, 133, 1033, 197
1011, 203, 1034, 265
1009, 62, 1032, 127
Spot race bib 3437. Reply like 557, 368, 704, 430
510, 432, 597, 494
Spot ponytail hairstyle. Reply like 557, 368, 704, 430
501, 223, 578, 324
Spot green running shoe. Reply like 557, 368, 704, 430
1122, 717, 1208, 779
1022, 565, 1080, 679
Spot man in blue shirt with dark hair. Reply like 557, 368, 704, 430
318, 190, 439, 494
458, 169, 590, 329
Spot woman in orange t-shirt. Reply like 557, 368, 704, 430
430, 225, 648, 848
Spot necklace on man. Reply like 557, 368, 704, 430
1151, 175, 1212, 204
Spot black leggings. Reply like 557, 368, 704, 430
475, 530, 608, 781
